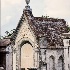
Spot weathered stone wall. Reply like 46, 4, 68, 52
15, 19, 35, 44
46, 49, 64, 70
39, 37, 64, 70
6, 45, 13, 70
13, 18, 38, 70
13, 48, 16, 70
63, 39, 70, 70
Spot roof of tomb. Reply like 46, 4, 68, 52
11, 4, 69, 46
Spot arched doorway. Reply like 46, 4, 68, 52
58, 56, 64, 70
49, 56, 55, 70
21, 43, 34, 70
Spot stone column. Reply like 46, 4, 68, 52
34, 48, 39, 68
16, 45, 21, 70
64, 46, 69, 70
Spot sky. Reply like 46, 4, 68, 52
1, 0, 70, 36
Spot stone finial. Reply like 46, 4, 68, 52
24, 0, 32, 12
25, 0, 30, 5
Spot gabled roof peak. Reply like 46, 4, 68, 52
24, 0, 32, 13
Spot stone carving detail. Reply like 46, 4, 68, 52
25, 0, 30, 5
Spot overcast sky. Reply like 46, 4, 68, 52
1, 0, 70, 36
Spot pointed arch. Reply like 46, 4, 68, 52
49, 55, 55, 70
19, 38, 35, 48
21, 43, 34, 70
19, 38, 35, 70
58, 55, 64, 70
16, 38, 36, 70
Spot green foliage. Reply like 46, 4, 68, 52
67, 26, 70, 31
5, 29, 15, 37
68, 27, 70, 31
0, 36, 3, 39
1, 29, 15, 39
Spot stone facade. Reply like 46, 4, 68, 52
11, 4, 68, 69
1, 1, 70, 70
11, 3, 69, 70
6, 45, 13, 70
63, 33, 70, 70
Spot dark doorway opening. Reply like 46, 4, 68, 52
0, 53, 6, 70
21, 68, 25, 70
27, 68, 37, 70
